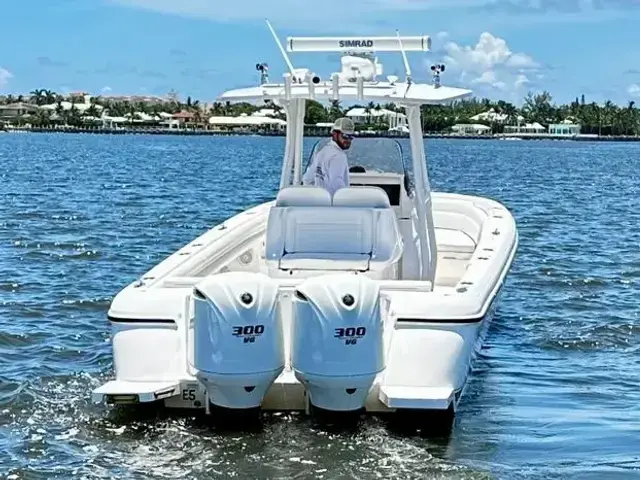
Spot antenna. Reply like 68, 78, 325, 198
287, 35, 431, 52
265, 19, 298, 81
430, 64, 445, 88
256, 62, 269, 84
396, 30, 412, 85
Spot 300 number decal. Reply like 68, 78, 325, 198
232, 325, 265, 336
232, 324, 265, 343
334, 327, 367, 345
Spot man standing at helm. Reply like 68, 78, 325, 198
302, 117, 355, 196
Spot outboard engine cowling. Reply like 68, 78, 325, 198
291, 274, 388, 412
192, 272, 284, 409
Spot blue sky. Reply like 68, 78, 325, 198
1, 0, 639, 106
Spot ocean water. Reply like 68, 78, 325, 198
0, 133, 638, 479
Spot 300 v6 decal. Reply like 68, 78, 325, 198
232, 324, 265, 343
334, 327, 367, 345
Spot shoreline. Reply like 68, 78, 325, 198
2, 125, 639, 142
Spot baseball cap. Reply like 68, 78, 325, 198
331, 117, 355, 136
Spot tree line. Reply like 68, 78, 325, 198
0, 88, 638, 135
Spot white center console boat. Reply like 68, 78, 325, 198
92, 24, 518, 430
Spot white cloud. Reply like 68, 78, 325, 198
629, 84, 640, 98
101, 86, 113, 93
0, 67, 12, 90
406, 0, 640, 19
515, 73, 530, 88
439, 32, 540, 98
472, 71, 507, 90
444, 33, 538, 73
110, 0, 391, 24
110, 0, 639, 26
507, 53, 538, 69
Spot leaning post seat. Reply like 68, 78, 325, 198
265, 185, 403, 276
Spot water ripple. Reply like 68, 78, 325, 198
1, 134, 639, 479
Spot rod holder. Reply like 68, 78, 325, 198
331, 73, 340, 101
307, 74, 315, 100
284, 73, 292, 100
356, 75, 364, 101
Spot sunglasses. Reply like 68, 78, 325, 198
341, 133, 354, 140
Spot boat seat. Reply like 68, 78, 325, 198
265, 186, 403, 277
434, 228, 476, 255
273, 185, 332, 207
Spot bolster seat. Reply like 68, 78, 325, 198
265, 186, 403, 275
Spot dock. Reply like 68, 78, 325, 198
3, 125, 640, 141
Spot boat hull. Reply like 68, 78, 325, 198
94, 302, 498, 414
92, 191, 518, 421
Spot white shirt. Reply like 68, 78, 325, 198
302, 140, 349, 196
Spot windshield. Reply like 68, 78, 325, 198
306, 137, 409, 176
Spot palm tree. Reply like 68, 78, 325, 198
364, 101, 376, 126
328, 100, 343, 121
30, 89, 45, 105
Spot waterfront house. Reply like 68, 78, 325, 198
504, 122, 546, 134
470, 108, 524, 124
345, 107, 408, 130
208, 113, 286, 132
172, 111, 197, 127
451, 123, 491, 135
0, 102, 40, 121
548, 121, 581, 136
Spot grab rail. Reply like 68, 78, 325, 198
163, 275, 433, 292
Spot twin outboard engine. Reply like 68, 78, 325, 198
192, 272, 284, 409
291, 274, 388, 412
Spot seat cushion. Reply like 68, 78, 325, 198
280, 252, 370, 271
332, 186, 391, 208
276, 186, 332, 207
283, 208, 373, 255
